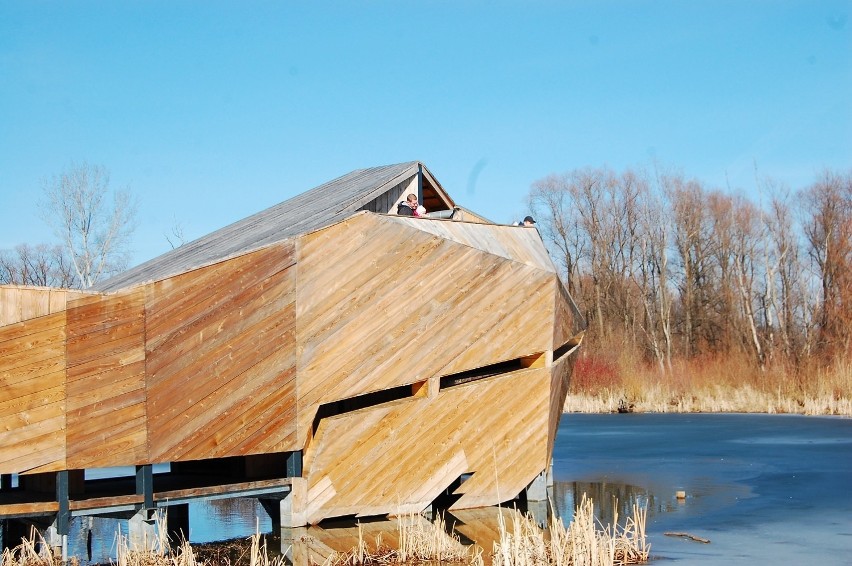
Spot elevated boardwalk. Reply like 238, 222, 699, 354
0, 162, 583, 552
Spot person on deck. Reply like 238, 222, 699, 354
517, 215, 536, 226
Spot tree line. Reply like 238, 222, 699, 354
1, 162, 136, 289
529, 166, 851, 371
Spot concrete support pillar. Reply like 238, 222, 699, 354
128, 508, 162, 552
44, 519, 67, 561
259, 498, 280, 528
525, 470, 548, 502
527, 500, 549, 528
281, 478, 307, 528
46, 470, 71, 560
166, 504, 190, 545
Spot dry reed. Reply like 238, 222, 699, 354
567, 351, 852, 415
0, 527, 65, 566
492, 496, 648, 566
319, 512, 478, 565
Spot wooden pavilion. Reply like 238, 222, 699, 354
0, 161, 583, 543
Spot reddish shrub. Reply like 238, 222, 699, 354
571, 354, 622, 392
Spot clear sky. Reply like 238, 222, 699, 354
1, 1, 850, 267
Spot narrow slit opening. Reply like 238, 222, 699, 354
553, 332, 584, 363
312, 380, 427, 435
439, 353, 544, 390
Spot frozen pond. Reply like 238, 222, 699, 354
553, 413, 852, 563
13, 414, 852, 564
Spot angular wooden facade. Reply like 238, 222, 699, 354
0, 162, 583, 526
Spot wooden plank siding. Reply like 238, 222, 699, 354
0, 312, 67, 474
387, 217, 556, 275
547, 344, 577, 465
294, 213, 554, 446
303, 367, 549, 523
145, 243, 298, 463
65, 289, 147, 469
0, 162, 584, 525
0, 286, 91, 327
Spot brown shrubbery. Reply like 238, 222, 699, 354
529, 166, 851, 414
566, 340, 851, 415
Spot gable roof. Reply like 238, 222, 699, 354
96, 161, 453, 292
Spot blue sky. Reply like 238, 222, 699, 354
1, 1, 850, 267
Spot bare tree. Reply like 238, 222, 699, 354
800, 170, 852, 357
637, 177, 674, 371
40, 162, 137, 289
529, 173, 586, 294
165, 215, 187, 250
0, 243, 78, 288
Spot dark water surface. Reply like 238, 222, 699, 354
553, 413, 852, 564
41, 414, 852, 564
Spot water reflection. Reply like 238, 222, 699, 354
552, 480, 653, 526
282, 506, 528, 565
189, 498, 272, 543
44, 480, 645, 565
280, 481, 647, 564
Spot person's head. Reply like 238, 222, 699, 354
523, 215, 536, 226
406, 194, 418, 204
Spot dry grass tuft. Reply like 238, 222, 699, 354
493, 496, 648, 566
567, 350, 852, 415
320, 512, 477, 565
0, 527, 67, 566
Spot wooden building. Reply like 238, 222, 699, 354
0, 161, 583, 537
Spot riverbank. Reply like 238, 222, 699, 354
567, 352, 852, 416
564, 387, 851, 415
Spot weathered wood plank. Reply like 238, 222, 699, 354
146, 249, 297, 462
389, 217, 556, 273
167, 361, 298, 461
0, 315, 66, 375
66, 367, 146, 414
1, 287, 90, 327
145, 261, 295, 382
65, 318, 145, 368
154, 478, 292, 502
0, 414, 66, 475
67, 415, 148, 469
0, 382, 64, 416
0, 398, 65, 433
0, 310, 66, 475
0, 287, 21, 326
20, 290, 49, 321
295, 214, 553, 444
303, 368, 549, 523
0, 501, 60, 516
65, 288, 147, 469
548, 347, 576, 464
69, 494, 143, 511
65, 349, 145, 384
144, 244, 295, 353
146, 270, 294, 405
151, 347, 296, 461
